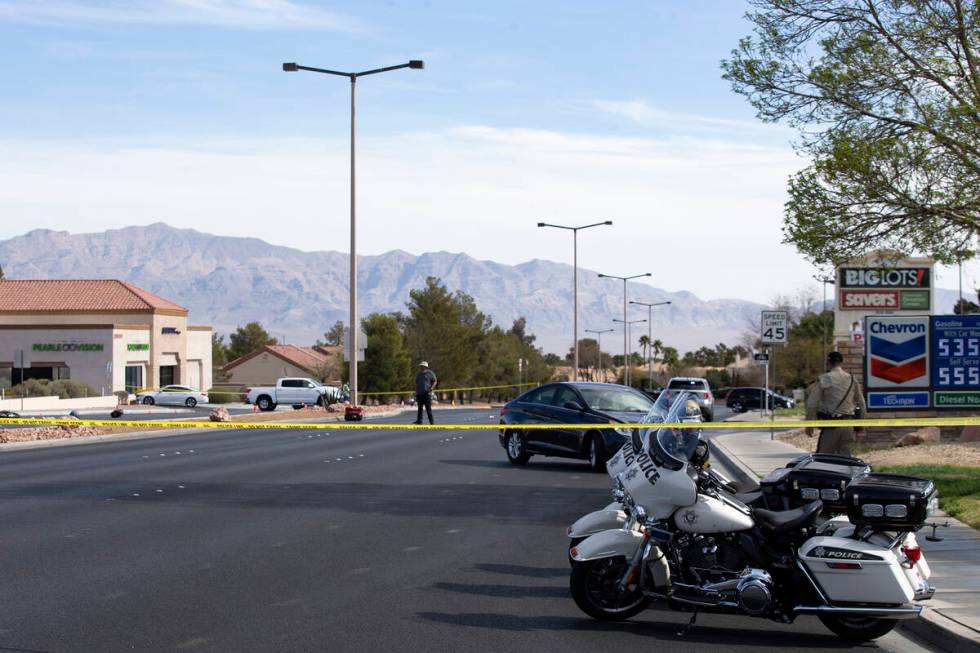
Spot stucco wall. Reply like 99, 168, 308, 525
224, 352, 312, 387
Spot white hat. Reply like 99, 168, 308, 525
419, 360, 429, 367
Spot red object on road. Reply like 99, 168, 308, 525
344, 406, 364, 421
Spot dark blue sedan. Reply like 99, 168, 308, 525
497, 382, 655, 472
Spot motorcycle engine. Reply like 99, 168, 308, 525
676, 533, 747, 582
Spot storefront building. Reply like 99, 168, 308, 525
0, 280, 212, 393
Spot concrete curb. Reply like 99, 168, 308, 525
709, 430, 980, 653
901, 608, 980, 652
706, 436, 760, 488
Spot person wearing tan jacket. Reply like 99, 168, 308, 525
805, 351, 867, 456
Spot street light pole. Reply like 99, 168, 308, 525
613, 318, 646, 385
814, 274, 834, 366
629, 300, 671, 388
585, 327, 614, 382
538, 221, 612, 381
283, 59, 423, 407
598, 272, 651, 386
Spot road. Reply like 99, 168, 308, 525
0, 408, 934, 652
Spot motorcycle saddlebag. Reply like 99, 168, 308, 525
760, 458, 870, 515
845, 473, 937, 531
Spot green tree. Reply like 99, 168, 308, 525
211, 332, 231, 383
360, 313, 412, 400
401, 277, 489, 389
317, 320, 346, 347
723, 0, 980, 265
227, 322, 277, 361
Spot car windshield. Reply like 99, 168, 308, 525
668, 379, 707, 391
576, 386, 655, 413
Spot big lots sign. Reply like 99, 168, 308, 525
839, 266, 931, 311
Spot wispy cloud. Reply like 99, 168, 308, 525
592, 99, 792, 137
0, 0, 362, 31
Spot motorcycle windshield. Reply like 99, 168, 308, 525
649, 391, 703, 471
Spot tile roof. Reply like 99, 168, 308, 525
224, 344, 341, 373
0, 279, 187, 313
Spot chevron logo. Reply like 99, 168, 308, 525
869, 334, 926, 363
870, 357, 927, 384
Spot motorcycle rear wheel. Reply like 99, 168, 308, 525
818, 615, 897, 642
570, 557, 652, 621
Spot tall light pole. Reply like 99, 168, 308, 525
283, 59, 424, 406
598, 272, 651, 386
814, 274, 834, 366
585, 327, 614, 382
613, 318, 646, 386
538, 221, 613, 381
629, 300, 671, 387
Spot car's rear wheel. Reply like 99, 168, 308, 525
185, 397, 197, 408
142, 396, 155, 405
505, 430, 530, 465
256, 396, 275, 412
587, 434, 607, 473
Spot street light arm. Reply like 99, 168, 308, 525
283, 63, 352, 77
356, 61, 424, 76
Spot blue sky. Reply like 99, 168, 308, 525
0, 0, 970, 300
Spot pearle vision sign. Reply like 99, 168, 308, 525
32, 343, 105, 352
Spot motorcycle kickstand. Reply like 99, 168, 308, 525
676, 609, 698, 637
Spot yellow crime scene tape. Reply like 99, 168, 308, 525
3, 416, 980, 431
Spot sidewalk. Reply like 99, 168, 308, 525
710, 426, 980, 652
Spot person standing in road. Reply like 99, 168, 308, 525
413, 361, 438, 425
805, 351, 866, 456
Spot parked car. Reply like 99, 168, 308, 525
136, 385, 209, 408
664, 377, 714, 421
246, 378, 342, 412
726, 386, 796, 413
497, 382, 656, 472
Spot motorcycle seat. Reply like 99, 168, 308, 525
753, 500, 823, 536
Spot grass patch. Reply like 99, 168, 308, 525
774, 406, 804, 417
877, 464, 980, 530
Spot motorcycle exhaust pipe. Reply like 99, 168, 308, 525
793, 605, 922, 620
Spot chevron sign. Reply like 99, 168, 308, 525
866, 316, 930, 388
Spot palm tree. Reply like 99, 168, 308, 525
652, 339, 664, 379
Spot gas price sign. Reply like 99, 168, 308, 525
932, 315, 980, 407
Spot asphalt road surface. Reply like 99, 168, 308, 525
0, 408, 934, 653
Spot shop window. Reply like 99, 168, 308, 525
125, 365, 144, 393
159, 365, 176, 387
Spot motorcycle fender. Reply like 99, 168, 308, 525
568, 509, 627, 539
570, 528, 643, 562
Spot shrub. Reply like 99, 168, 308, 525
207, 387, 246, 404
8, 378, 98, 399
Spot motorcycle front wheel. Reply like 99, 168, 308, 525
818, 615, 897, 642
570, 557, 651, 621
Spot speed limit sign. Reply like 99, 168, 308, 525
761, 310, 789, 345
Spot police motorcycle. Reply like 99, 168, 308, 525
568, 393, 937, 642
567, 392, 763, 557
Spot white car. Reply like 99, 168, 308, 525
136, 385, 209, 408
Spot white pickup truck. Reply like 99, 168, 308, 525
246, 378, 343, 412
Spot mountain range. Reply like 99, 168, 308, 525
0, 223, 964, 355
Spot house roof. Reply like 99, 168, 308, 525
223, 344, 340, 374
0, 279, 187, 314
